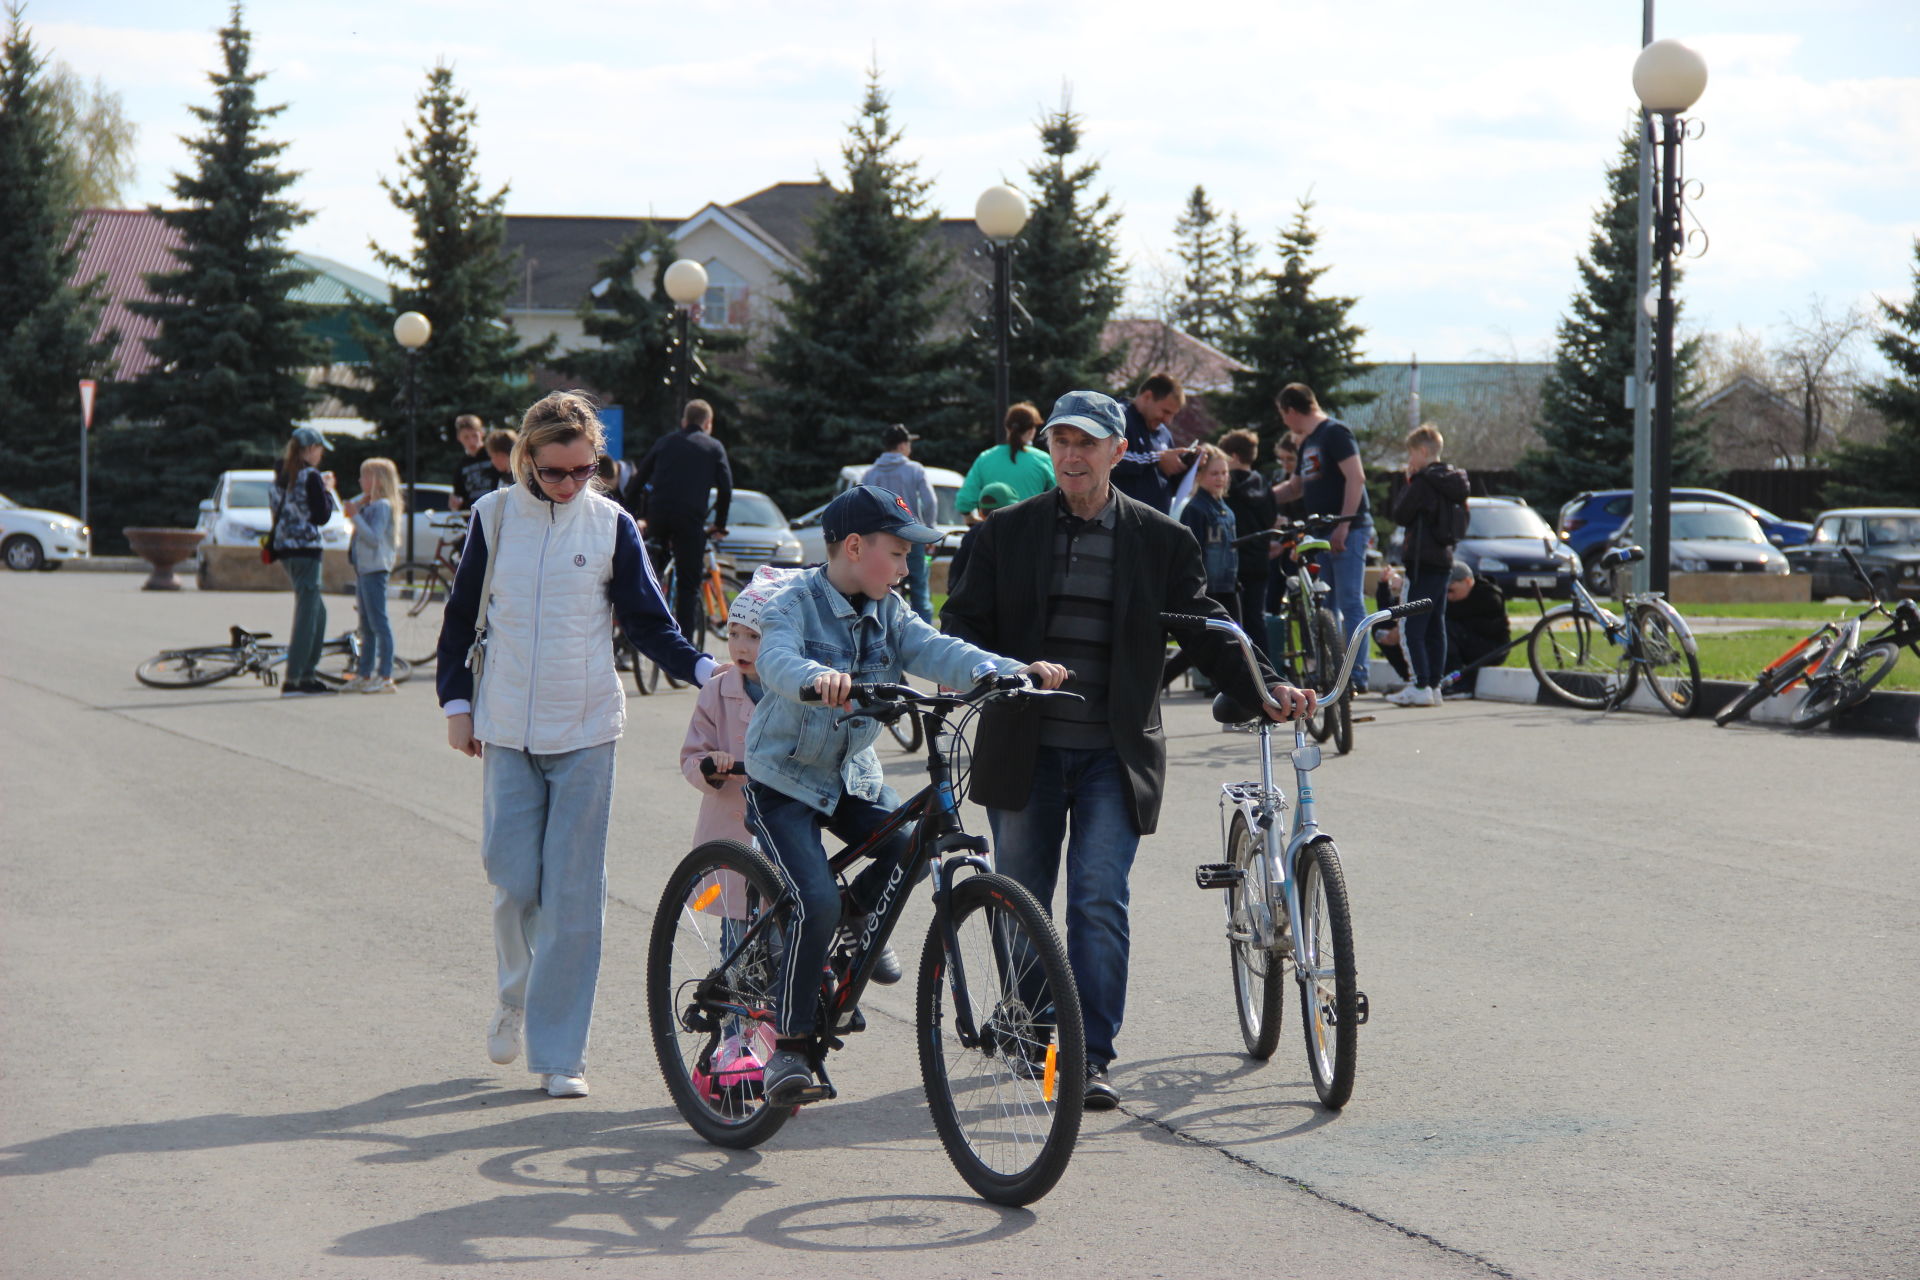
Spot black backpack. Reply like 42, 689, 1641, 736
1437, 473, 1470, 545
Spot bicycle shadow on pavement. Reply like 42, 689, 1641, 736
1114, 1051, 1342, 1149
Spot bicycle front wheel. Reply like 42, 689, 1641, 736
887, 712, 924, 753
1715, 642, 1821, 727
1226, 813, 1283, 1059
919, 871, 1085, 1206
1634, 604, 1700, 718
1790, 642, 1900, 730
647, 840, 795, 1149
1300, 604, 1333, 743
1316, 607, 1354, 753
388, 562, 449, 666
136, 647, 246, 688
1528, 609, 1626, 710
1296, 838, 1358, 1109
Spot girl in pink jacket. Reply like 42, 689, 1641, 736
680, 566, 798, 846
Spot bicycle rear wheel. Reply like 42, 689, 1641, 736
647, 840, 795, 1149
1528, 608, 1628, 710
1789, 642, 1900, 730
653, 563, 703, 689
1225, 813, 1283, 1059
1296, 838, 1358, 1109
388, 562, 449, 666
1714, 639, 1822, 727
136, 647, 246, 688
887, 712, 924, 753
1314, 608, 1354, 754
919, 871, 1085, 1206
1633, 604, 1700, 718
1298, 603, 1333, 743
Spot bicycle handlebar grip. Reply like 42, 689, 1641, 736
1158, 612, 1212, 630
1388, 597, 1436, 620
1230, 529, 1279, 548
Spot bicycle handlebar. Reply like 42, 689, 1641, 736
1230, 513, 1358, 549
698, 757, 748, 779
799, 674, 1083, 722
1160, 602, 1408, 712
1841, 545, 1877, 600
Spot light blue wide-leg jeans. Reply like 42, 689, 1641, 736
482, 740, 617, 1077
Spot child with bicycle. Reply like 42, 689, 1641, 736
342, 457, 403, 693
680, 566, 797, 844
437, 390, 713, 1100
742, 485, 1068, 1106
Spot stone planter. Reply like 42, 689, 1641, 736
123, 528, 206, 591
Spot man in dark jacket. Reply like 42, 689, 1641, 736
1386, 424, 1470, 706
1110, 373, 1195, 512
942, 389, 1316, 1111
624, 399, 732, 636
1444, 561, 1509, 696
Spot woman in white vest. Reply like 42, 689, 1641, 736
437, 391, 714, 1098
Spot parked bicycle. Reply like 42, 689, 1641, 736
1717, 546, 1920, 730
1163, 596, 1431, 1110
389, 511, 468, 666
1237, 514, 1360, 754
648, 674, 1088, 1206
1526, 545, 1700, 717
136, 626, 411, 689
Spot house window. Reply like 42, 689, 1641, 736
696, 259, 749, 330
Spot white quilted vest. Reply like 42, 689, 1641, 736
470, 483, 625, 754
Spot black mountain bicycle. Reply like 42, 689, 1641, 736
647, 675, 1088, 1206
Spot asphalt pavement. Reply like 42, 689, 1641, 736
3, 572, 1915, 1279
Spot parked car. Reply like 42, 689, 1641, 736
1447, 497, 1580, 597
1558, 488, 1812, 585
194, 469, 351, 573
1604, 502, 1791, 579
0, 493, 89, 570
790, 463, 969, 564
1784, 507, 1920, 601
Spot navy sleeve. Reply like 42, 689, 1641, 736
435, 509, 490, 707
610, 511, 708, 684
712, 440, 733, 529
1319, 422, 1358, 467
307, 470, 336, 522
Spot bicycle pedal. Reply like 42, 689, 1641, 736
1195, 863, 1244, 890
1354, 992, 1370, 1025
833, 1008, 867, 1035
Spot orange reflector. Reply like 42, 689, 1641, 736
1042, 1043, 1058, 1101
691, 884, 722, 912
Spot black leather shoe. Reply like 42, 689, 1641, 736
1084, 1063, 1120, 1111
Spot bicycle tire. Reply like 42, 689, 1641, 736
388, 562, 450, 666
1714, 642, 1822, 727
1527, 608, 1627, 710
1225, 813, 1283, 1059
136, 647, 247, 688
1295, 838, 1358, 1109
887, 712, 925, 753
313, 643, 413, 686
616, 636, 655, 696
1315, 608, 1354, 754
1299, 602, 1333, 743
647, 840, 796, 1149
654, 563, 703, 690
1633, 604, 1701, 719
918, 871, 1085, 1207
1789, 642, 1900, 730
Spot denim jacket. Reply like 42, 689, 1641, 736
747, 567, 1024, 813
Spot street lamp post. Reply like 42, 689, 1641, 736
974, 185, 1029, 437
393, 310, 432, 566
663, 259, 708, 426
1632, 37, 1708, 596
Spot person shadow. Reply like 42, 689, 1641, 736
1, 1076, 1038, 1264
1113, 1051, 1343, 1149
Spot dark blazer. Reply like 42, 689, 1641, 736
941, 488, 1279, 835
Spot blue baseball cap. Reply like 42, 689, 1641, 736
291, 424, 332, 449
1043, 390, 1125, 440
822, 484, 944, 545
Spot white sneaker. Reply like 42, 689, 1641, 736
1426, 685, 1444, 706
543, 1073, 589, 1098
487, 1004, 523, 1065
342, 675, 371, 692
364, 678, 398, 694
1385, 686, 1427, 706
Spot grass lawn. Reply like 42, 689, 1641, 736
1491, 622, 1920, 691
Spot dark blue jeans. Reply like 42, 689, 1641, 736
1404, 567, 1451, 687
987, 745, 1141, 1068
744, 782, 910, 1037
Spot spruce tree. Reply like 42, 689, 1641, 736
1000, 95, 1123, 430
757, 69, 968, 509
556, 222, 740, 456
1825, 236, 1920, 504
1172, 185, 1230, 346
1222, 214, 1257, 340
122, 1, 319, 537
1222, 196, 1373, 446
1517, 128, 1712, 506
331, 65, 552, 447
0, 3, 114, 515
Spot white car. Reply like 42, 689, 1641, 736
194, 471, 458, 570
790, 463, 968, 565
0, 493, 89, 570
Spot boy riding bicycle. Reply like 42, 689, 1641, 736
744, 485, 1067, 1106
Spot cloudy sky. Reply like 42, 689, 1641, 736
33, 0, 1920, 366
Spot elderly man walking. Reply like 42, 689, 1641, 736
942, 389, 1317, 1110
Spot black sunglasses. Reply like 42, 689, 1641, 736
533, 462, 600, 485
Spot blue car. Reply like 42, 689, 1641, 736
1556, 488, 1813, 590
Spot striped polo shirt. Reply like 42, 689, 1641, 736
1038, 489, 1118, 749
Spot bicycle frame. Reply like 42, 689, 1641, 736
1563, 565, 1699, 672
